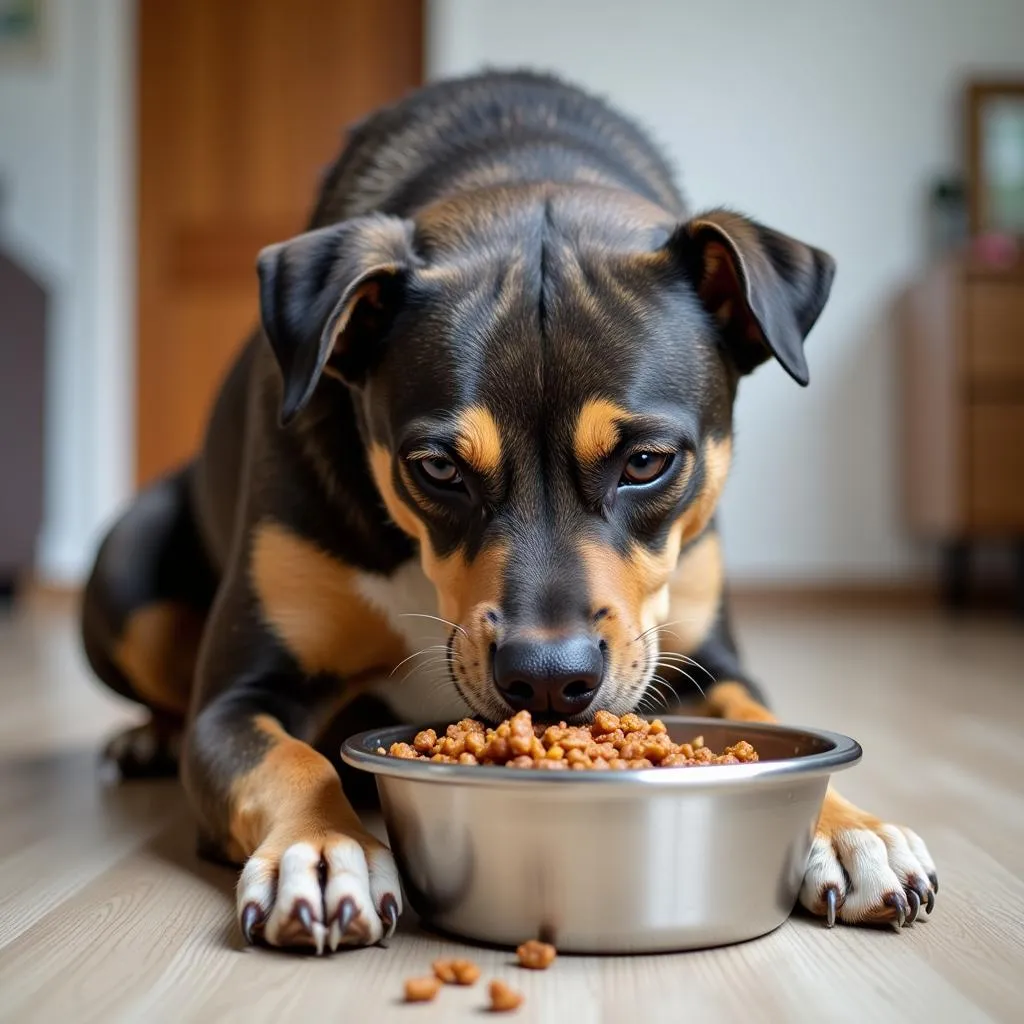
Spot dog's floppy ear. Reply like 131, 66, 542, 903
671, 210, 836, 385
257, 213, 416, 425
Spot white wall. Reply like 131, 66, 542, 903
0, 0, 134, 584
428, 0, 1024, 582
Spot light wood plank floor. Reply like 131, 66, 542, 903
1, 596, 1022, 1023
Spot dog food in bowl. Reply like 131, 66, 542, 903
380, 709, 760, 769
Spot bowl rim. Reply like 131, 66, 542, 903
340, 715, 862, 789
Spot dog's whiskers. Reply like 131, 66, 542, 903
398, 613, 468, 638
389, 645, 451, 677
656, 652, 717, 685
652, 660, 707, 700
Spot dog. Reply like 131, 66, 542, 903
82, 71, 937, 952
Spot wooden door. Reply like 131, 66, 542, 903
136, 0, 423, 485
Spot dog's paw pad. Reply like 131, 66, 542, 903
237, 832, 402, 953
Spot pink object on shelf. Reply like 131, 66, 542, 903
971, 232, 1020, 267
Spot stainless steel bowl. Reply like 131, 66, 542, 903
341, 716, 861, 953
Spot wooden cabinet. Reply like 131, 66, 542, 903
901, 254, 1024, 609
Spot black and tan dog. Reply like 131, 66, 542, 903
82, 71, 937, 952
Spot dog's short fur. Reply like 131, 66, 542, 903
82, 72, 936, 950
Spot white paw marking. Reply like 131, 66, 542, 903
800, 822, 937, 927
237, 834, 402, 953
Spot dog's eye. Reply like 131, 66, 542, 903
620, 451, 672, 486
418, 456, 463, 488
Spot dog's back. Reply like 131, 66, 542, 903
309, 71, 686, 228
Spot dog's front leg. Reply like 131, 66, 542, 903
183, 689, 401, 953
704, 675, 938, 928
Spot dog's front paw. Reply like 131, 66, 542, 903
237, 829, 402, 953
799, 789, 937, 929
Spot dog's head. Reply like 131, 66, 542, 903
258, 185, 834, 721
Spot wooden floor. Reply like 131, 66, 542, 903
1, 595, 1022, 1023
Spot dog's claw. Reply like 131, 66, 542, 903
336, 897, 356, 937
241, 902, 263, 945
295, 900, 315, 937
884, 892, 906, 930
824, 886, 838, 928
928, 871, 939, 894
380, 893, 399, 940
906, 888, 921, 924
925, 886, 935, 915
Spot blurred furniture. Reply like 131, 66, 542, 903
965, 80, 1024, 238
0, 249, 46, 602
901, 252, 1024, 611
136, 0, 423, 485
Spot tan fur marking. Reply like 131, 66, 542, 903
249, 521, 406, 678
454, 405, 502, 476
423, 541, 508, 625
113, 602, 202, 716
679, 436, 732, 543
228, 714, 366, 859
705, 681, 776, 722
369, 445, 426, 541
579, 535, 678, 676
815, 787, 882, 835
664, 531, 725, 653
574, 398, 629, 465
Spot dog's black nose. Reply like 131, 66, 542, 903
493, 635, 604, 715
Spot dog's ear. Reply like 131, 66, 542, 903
670, 210, 836, 385
257, 214, 416, 425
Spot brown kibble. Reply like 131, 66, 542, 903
385, 711, 759, 770
509, 734, 532, 756
405, 976, 441, 1002
414, 728, 437, 753
432, 958, 457, 984
433, 957, 480, 985
489, 979, 524, 1012
516, 939, 557, 969
619, 739, 644, 761
389, 742, 419, 759
542, 725, 566, 747
725, 740, 759, 763
451, 959, 481, 985
487, 736, 511, 763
